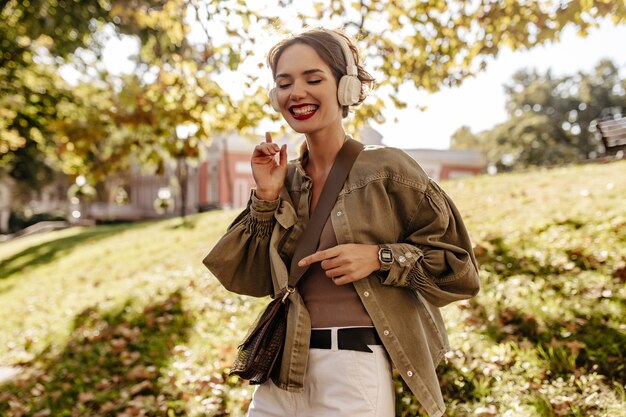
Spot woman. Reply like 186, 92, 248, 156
203, 28, 480, 417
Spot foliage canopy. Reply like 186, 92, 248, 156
451, 59, 626, 171
1, 0, 626, 187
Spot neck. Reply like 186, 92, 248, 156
304, 124, 346, 174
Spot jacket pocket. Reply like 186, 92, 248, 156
274, 200, 299, 264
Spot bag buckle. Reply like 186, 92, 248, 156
281, 287, 295, 303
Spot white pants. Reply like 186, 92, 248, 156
247, 345, 395, 417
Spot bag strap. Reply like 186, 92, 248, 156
284, 138, 364, 297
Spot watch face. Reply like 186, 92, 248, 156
380, 248, 393, 263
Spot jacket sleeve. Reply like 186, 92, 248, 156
202, 192, 278, 298
379, 178, 480, 307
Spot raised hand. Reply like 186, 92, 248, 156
251, 132, 288, 201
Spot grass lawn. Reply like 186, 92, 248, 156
1, 160, 625, 416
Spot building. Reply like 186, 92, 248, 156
198, 133, 263, 210
5, 126, 486, 229
402, 148, 485, 180
193, 126, 484, 210
94, 126, 485, 219
359, 125, 485, 181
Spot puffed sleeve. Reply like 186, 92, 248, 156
379, 178, 480, 307
202, 191, 278, 297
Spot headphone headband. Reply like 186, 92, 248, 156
324, 30, 358, 77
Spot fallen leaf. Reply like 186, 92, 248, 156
78, 391, 95, 403
130, 380, 153, 396
96, 379, 112, 390
110, 338, 128, 353
128, 365, 158, 381
100, 401, 116, 413
565, 341, 584, 355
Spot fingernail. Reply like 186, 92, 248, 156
298, 261, 304, 267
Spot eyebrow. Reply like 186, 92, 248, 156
275, 68, 325, 80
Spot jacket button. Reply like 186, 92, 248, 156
336, 211, 342, 216
363, 291, 370, 297
407, 371, 413, 377
383, 330, 390, 336
398, 256, 406, 262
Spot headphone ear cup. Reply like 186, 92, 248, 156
337, 75, 362, 106
269, 88, 280, 111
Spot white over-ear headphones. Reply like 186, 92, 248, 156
269, 29, 362, 112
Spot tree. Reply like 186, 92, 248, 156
310, 0, 625, 93
504, 59, 626, 158
2, 0, 626, 188
482, 112, 584, 172
450, 125, 484, 152
464, 59, 626, 171
0, 0, 117, 185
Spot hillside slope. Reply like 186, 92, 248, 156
1, 160, 625, 416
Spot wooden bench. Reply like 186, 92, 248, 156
597, 117, 626, 157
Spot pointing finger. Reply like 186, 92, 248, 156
264, 132, 279, 152
298, 248, 337, 267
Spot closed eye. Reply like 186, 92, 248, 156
277, 79, 321, 89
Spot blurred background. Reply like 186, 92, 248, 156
1, 0, 625, 232
0, 1, 625, 416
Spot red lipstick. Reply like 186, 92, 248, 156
292, 112, 316, 120
290, 104, 318, 120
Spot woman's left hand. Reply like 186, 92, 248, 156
298, 244, 381, 285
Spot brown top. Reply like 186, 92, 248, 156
298, 215, 373, 328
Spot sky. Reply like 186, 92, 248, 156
372, 21, 626, 149
82, 18, 626, 151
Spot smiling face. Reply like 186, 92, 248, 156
273, 43, 343, 135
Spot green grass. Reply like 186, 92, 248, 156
1, 160, 625, 416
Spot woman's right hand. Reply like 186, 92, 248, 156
251, 132, 288, 201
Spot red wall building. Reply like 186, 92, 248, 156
90, 127, 486, 221
198, 128, 486, 210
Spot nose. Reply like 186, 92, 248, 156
289, 79, 307, 101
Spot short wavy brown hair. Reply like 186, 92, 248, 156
267, 28, 375, 117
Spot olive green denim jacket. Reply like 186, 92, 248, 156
203, 144, 480, 417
